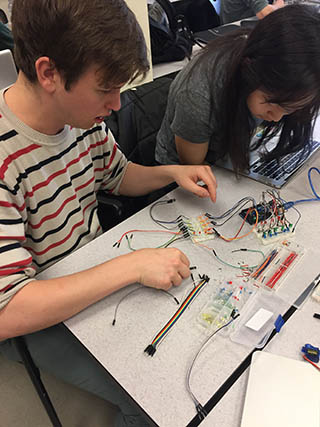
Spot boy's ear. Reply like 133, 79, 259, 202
35, 56, 62, 93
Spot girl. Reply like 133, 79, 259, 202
155, 4, 320, 174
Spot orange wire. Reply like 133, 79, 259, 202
218, 208, 259, 242
303, 355, 320, 371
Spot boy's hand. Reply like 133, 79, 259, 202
130, 248, 190, 290
171, 165, 217, 202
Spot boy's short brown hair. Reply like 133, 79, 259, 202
12, 0, 149, 89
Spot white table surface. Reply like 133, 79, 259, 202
37, 146, 320, 426
200, 288, 320, 427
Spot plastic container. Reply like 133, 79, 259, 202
197, 279, 256, 334
250, 240, 304, 291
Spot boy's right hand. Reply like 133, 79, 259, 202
130, 248, 190, 290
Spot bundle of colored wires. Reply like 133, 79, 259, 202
144, 275, 210, 356
251, 248, 278, 280
256, 190, 293, 232
255, 189, 301, 233
149, 198, 189, 230
212, 207, 259, 242
186, 309, 240, 420
205, 196, 256, 226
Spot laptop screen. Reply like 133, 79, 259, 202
216, 126, 320, 189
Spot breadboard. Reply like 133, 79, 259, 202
253, 226, 295, 245
180, 214, 216, 243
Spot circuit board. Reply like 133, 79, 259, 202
179, 214, 216, 243
253, 224, 295, 245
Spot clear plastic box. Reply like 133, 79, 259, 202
197, 279, 256, 334
250, 241, 304, 291
230, 290, 289, 348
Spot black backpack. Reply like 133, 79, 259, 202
148, 0, 193, 65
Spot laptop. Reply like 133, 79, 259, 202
217, 129, 320, 189
0, 49, 18, 89
193, 18, 258, 45
193, 23, 240, 44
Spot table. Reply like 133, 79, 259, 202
201, 283, 320, 427
152, 17, 247, 79
37, 146, 320, 426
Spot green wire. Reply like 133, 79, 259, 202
213, 248, 265, 270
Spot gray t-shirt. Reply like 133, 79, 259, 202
220, 0, 268, 24
155, 49, 229, 165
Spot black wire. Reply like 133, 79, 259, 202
149, 199, 182, 230
211, 199, 255, 227
112, 286, 180, 325
291, 204, 301, 231
186, 313, 240, 418
206, 197, 256, 226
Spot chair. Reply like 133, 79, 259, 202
99, 75, 176, 231
13, 337, 62, 427
0, 9, 8, 25
173, 0, 221, 32
0, 48, 62, 427
0, 49, 17, 88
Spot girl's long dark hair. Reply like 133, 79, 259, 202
187, 4, 320, 171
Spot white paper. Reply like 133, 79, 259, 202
245, 308, 273, 331
241, 352, 320, 427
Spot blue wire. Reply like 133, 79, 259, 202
283, 167, 320, 209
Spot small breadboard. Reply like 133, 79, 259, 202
253, 224, 294, 245
178, 214, 216, 243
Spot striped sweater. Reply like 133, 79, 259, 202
0, 88, 128, 310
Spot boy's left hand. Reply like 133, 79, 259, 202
172, 165, 217, 202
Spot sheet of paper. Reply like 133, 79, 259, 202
241, 351, 320, 427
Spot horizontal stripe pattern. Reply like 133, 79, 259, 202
0, 109, 128, 309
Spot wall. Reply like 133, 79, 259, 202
124, 0, 153, 88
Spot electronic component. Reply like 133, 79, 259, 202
145, 275, 210, 356
239, 190, 297, 244
197, 280, 255, 332
178, 214, 216, 243
301, 344, 320, 363
239, 203, 272, 225
253, 223, 294, 245
250, 241, 304, 291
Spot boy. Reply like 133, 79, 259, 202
0, 1, 217, 425
220, 0, 284, 24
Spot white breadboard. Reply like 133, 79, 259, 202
181, 214, 216, 243
253, 226, 295, 245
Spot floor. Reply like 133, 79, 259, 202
0, 1, 117, 426
0, 353, 118, 427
